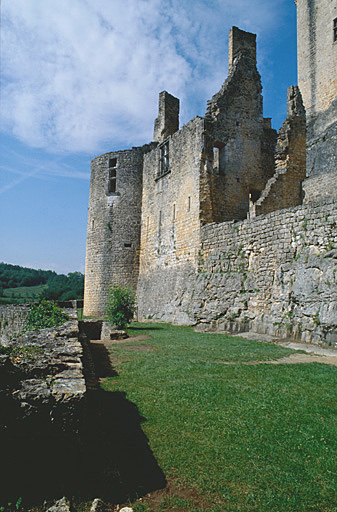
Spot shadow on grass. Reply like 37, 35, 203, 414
0, 391, 166, 506
0, 339, 166, 507
77, 388, 167, 502
130, 325, 163, 331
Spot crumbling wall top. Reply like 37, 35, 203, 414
228, 26, 256, 73
153, 91, 180, 142
287, 85, 306, 119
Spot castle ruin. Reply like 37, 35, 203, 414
84, 0, 337, 345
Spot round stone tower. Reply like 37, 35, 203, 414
83, 144, 153, 317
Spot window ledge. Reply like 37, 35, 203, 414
106, 191, 120, 197
155, 170, 171, 181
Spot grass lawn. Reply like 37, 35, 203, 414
0, 284, 47, 304
3, 284, 46, 301
102, 323, 337, 512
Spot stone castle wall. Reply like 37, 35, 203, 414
251, 87, 307, 217
295, 0, 337, 185
84, 144, 155, 317
137, 118, 204, 322
205, 27, 276, 222
138, 199, 337, 346
140, 117, 204, 274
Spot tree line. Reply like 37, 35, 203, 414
0, 262, 84, 301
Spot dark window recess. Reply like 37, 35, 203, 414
213, 143, 225, 174
158, 142, 169, 178
108, 158, 117, 193
124, 243, 132, 248
334, 18, 337, 42
249, 189, 260, 206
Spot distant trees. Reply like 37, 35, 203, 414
0, 263, 84, 301
0, 262, 55, 289
41, 272, 84, 301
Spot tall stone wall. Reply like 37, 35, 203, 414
138, 200, 337, 346
303, 172, 337, 204
84, 144, 155, 317
295, 0, 337, 185
205, 27, 275, 222
251, 87, 306, 217
137, 118, 204, 322
140, 118, 204, 272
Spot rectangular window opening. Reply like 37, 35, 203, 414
213, 147, 220, 172
334, 18, 337, 42
108, 158, 117, 193
124, 243, 132, 248
158, 141, 169, 178
213, 143, 225, 174
173, 204, 176, 222
188, 196, 191, 211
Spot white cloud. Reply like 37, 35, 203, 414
1, 0, 287, 154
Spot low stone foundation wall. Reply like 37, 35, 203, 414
0, 304, 31, 344
0, 311, 87, 501
0, 300, 83, 345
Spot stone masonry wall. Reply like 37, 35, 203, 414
137, 117, 205, 321
84, 144, 155, 317
303, 171, 337, 204
138, 200, 337, 346
296, 0, 337, 118
153, 91, 180, 143
0, 312, 87, 500
205, 28, 275, 222
295, 0, 337, 181
0, 304, 30, 344
252, 87, 306, 217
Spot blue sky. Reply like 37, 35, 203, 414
0, 0, 297, 274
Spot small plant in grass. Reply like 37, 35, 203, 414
24, 300, 68, 332
105, 284, 135, 331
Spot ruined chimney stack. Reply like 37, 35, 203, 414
228, 26, 256, 73
287, 85, 306, 120
153, 91, 180, 143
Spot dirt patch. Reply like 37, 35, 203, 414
215, 353, 337, 367
119, 344, 154, 352
129, 477, 213, 512
100, 334, 150, 344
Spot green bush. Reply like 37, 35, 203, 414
24, 300, 68, 332
105, 284, 135, 331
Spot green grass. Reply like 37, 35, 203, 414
102, 323, 337, 512
2, 284, 46, 302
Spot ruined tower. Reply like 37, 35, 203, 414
83, 145, 154, 317
294, 0, 337, 201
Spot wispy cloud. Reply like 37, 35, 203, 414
0, 148, 89, 195
1, 0, 287, 154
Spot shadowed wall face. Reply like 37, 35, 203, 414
295, 0, 337, 182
